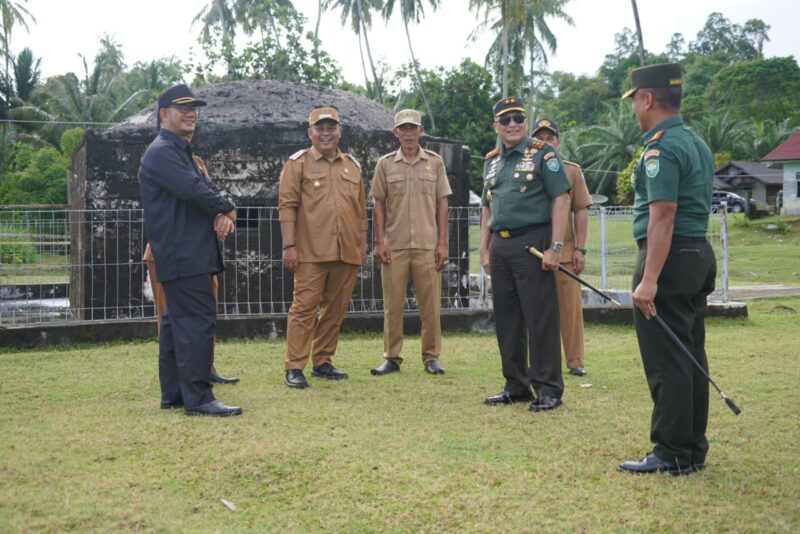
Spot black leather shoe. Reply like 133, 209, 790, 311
185, 399, 243, 417
483, 391, 534, 406
371, 359, 400, 376
285, 369, 309, 389
210, 372, 240, 384
568, 367, 586, 376
160, 400, 183, 410
311, 363, 349, 380
424, 359, 445, 375
618, 453, 692, 476
529, 395, 563, 412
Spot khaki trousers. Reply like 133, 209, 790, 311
146, 259, 219, 373
556, 266, 585, 369
285, 261, 359, 370
380, 248, 442, 364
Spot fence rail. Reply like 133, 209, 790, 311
0, 206, 730, 326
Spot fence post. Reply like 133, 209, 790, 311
719, 205, 729, 303
599, 206, 608, 290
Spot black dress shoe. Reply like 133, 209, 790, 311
371, 359, 400, 376
210, 372, 240, 384
285, 369, 309, 389
185, 399, 243, 417
160, 400, 183, 410
424, 359, 445, 375
529, 395, 563, 412
483, 391, 534, 405
568, 367, 586, 376
618, 452, 692, 476
311, 363, 349, 380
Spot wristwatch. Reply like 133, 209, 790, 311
576, 247, 588, 255
550, 241, 564, 252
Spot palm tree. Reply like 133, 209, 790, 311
193, 0, 238, 74
0, 0, 35, 81
576, 101, 641, 195
325, 0, 384, 103
382, 0, 439, 132
470, 0, 573, 99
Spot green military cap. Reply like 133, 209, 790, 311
493, 96, 526, 117
622, 63, 683, 99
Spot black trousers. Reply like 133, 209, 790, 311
160, 273, 217, 409
489, 225, 564, 399
633, 237, 716, 467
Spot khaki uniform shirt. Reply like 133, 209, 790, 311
562, 161, 592, 258
370, 148, 452, 251
278, 146, 367, 265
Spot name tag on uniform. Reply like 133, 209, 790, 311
310, 168, 321, 174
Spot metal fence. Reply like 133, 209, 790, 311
0, 206, 731, 326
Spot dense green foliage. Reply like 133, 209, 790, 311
0, 3, 797, 205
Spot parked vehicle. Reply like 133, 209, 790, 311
711, 190, 756, 213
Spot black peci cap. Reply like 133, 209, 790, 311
622, 63, 683, 99
157, 84, 207, 109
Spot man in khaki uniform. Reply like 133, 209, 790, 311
278, 107, 368, 389
532, 118, 592, 376
143, 152, 239, 385
369, 109, 452, 376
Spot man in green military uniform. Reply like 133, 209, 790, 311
618, 64, 717, 475
479, 97, 571, 412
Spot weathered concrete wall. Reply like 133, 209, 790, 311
71, 80, 471, 319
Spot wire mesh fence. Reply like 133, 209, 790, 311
0, 205, 730, 326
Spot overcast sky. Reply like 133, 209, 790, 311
14, 0, 799, 85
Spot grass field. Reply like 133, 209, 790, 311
468, 214, 800, 287
1, 297, 798, 532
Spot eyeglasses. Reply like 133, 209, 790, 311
169, 104, 200, 116
497, 114, 526, 126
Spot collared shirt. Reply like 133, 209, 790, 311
480, 135, 570, 230
369, 148, 452, 251
632, 115, 713, 240
139, 129, 235, 282
562, 160, 593, 258
278, 146, 367, 265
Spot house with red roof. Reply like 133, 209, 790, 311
762, 130, 800, 215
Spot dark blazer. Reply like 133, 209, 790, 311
139, 129, 235, 283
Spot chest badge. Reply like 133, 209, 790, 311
519, 185, 526, 193
526, 174, 533, 181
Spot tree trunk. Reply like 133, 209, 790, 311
630, 0, 645, 66
357, 30, 370, 92
315, 0, 322, 39
356, 0, 383, 103
501, 3, 509, 98
404, 18, 436, 133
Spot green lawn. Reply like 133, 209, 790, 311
2, 297, 798, 532
467, 214, 800, 288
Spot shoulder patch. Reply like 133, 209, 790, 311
289, 148, 308, 161
644, 149, 660, 160
646, 130, 665, 145
346, 153, 362, 170
543, 151, 556, 161
528, 138, 546, 150
484, 147, 500, 160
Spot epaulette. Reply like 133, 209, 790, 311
646, 130, 665, 145
289, 148, 308, 161
378, 150, 398, 161
528, 138, 546, 150
484, 147, 500, 160
423, 148, 443, 159
345, 153, 362, 170
563, 160, 581, 169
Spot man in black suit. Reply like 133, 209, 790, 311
138, 84, 242, 417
